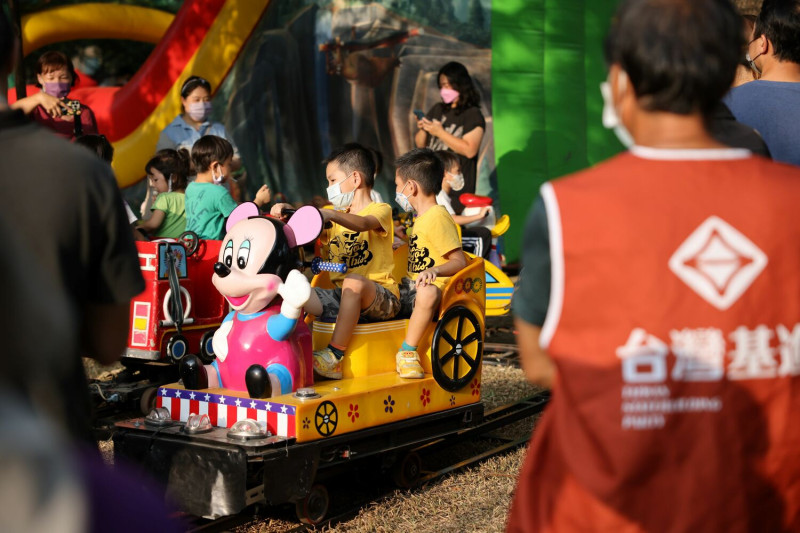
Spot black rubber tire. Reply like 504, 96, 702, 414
199, 329, 217, 364
166, 334, 189, 363
295, 484, 329, 525
139, 386, 158, 415
392, 451, 422, 489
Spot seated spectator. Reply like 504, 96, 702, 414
137, 149, 191, 239
434, 150, 493, 258
185, 135, 270, 240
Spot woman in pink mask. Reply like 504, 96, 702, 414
414, 61, 485, 213
12, 51, 98, 140
156, 76, 242, 172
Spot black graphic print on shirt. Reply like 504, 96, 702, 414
408, 234, 435, 273
330, 230, 374, 269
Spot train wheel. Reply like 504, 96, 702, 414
139, 387, 158, 415
177, 230, 200, 257
199, 330, 217, 364
392, 451, 422, 489
431, 306, 483, 392
295, 484, 329, 525
166, 334, 189, 363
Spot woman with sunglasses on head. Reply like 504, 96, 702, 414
156, 76, 242, 172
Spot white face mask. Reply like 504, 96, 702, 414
448, 171, 465, 191
212, 168, 225, 185
600, 71, 634, 149
326, 174, 354, 209
395, 181, 414, 212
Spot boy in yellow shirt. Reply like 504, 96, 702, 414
272, 144, 399, 379
394, 149, 467, 378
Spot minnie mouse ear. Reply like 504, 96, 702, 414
226, 202, 259, 232
283, 206, 324, 248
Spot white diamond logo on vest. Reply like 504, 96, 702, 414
669, 216, 768, 310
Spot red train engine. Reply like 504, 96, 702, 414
125, 234, 225, 365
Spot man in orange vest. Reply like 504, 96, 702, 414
508, 0, 800, 531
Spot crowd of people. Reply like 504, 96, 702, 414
3, 0, 799, 530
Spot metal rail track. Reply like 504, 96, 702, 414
195, 391, 549, 532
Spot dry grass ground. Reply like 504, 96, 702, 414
236, 364, 541, 533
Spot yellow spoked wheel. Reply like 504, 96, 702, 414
431, 306, 483, 392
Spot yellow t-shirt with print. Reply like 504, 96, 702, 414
321, 202, 399, 297
407, 204, 462, 289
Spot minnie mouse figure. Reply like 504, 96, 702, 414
180, 203, 323, 398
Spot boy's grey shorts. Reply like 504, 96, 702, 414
314, 283, 400, 322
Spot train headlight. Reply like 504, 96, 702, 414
183, 413, 213, 435
227, 419, 267, 440
144, 407, 173, 427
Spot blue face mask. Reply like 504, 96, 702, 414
395, 181, 414, 212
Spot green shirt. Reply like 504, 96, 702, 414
151, 191, 186, 239
185, 182, 238, 240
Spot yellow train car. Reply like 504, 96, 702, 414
114, 248, 488, 521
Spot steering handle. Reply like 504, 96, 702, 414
310, 257, 347, 275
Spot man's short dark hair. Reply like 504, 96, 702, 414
604, 0, 741, 115
755, 0, 800, 64
395, 148, 444, 196
323, 143, 376, 188
191, 135, 233, 173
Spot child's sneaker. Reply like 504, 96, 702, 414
313, 347, 343, 379
396, 350, 424, 379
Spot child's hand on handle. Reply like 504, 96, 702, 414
270, 202, 293, 220
254, 185, 271, 207
415, 267, 438, 288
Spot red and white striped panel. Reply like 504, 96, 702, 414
156, 387, 296, 438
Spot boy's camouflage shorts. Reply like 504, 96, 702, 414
313, 283, 400, 322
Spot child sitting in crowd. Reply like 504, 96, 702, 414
186, 135, 270, 240
136, 149, 190, 239
271, 143, 399, 380
434, 150, 492, 259
394, 148, 467, 378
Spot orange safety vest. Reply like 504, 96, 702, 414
508, 148, 800, 532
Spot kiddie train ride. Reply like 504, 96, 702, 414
113, 204, 492, 523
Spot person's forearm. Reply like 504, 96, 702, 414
10, 93, 42, 114
414, 129, 428, 148
436, 130, 477, 158
453, 213, 484, 225
328, 211, 381, 232
514, 318, 556, 389
431, 250, 467, 277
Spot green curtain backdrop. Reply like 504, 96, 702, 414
492, 0, 622, 263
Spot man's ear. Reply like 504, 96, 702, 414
756, 34, 769, 55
